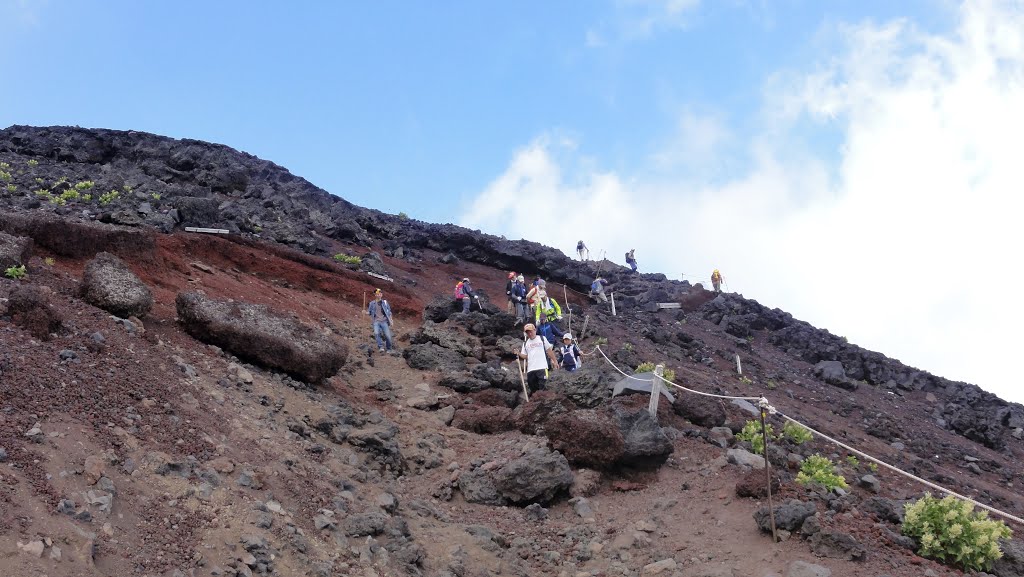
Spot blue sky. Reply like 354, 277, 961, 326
4, 1, 1024, 404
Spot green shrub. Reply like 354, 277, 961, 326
782, 421, 813, 445
739, 375, 753, 385
34, 188, 51, 197
151, 192, 161, 200
635, 362, 676, 382
867, 462, 878, 473
845, 455, 860, 468
333, 254, 361, 265
796, 454, 848, 490
27, 159, 39, 167
398, 211, 409, 219
0, 162, 9, 169
6, 184, 16, 193
4, 265, 27, 280
34, 177, 45, 184
0, 170, 11, 181
99, 189, 120, 206
902, 493, 1011, 571
44, 257, 55, 266
122, 184, 133, 192
594, 337, 608, 346
60, 190, 80, 202
736, 420, 775, 455
74, 180, 95, 191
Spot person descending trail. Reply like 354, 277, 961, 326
534, 294, 563, 325
625, 249, 638, 273
711, 269, 724, 293
504, 271, 517, 314
367, 288, 395, 354
558, 333, 582, 372
510, 274, 528, 325
455, 277, 479, 313
576, 240, 589, 261
518, 323, 559, 393
526, 279, 547, 313
590, 277, 608, 303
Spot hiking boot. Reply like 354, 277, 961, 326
378, 347, 385, 353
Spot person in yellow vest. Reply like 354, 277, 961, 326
534, 295, 563, 324
711, 269, 724, 293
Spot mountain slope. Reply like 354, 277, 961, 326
1, 125, 1023, 577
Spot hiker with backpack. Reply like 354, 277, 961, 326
576, 240, 589, 261
526, 279, 547, 313
367, 288, 396, 354
625, 249, 638, 273
455, 277, 479, 313
536, 314, 563, 346
518, 323, 559, 392
558, 333, 582, 372
590, 277, 608, 303
504, 271, 517, 314
534, 294, 563, 325
510, 274, 528, 325
711, 269, 724, 293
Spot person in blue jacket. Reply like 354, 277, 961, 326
367, 288, 395, 353
536, 314, 562, 347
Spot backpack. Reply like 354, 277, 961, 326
624, 251, 631, 261
560, 344, 579, 370
577, 241, 584, 250
454, 282, 464, 299
591, 280, 601, 292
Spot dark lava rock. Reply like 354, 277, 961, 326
6, 284, 63, 340
451, 406, 516, 434
175, 291, 346, 383
80, 252, 153, 318
0, 231, 32, 269
754, 499, 817, 532
545, 409, 625, 469
735, 467, 780, 499
809, 531, 867, 561
673, 394, 726, 428
403, 343, 467, 372
611, 404, 673, 465
490, 447, 573, 505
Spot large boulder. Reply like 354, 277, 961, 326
546, 409, 625, 468
754, 500, 817, 532
413, 321, 482, 358
403, 343, 467, 372
814, 360, 858, 391
80, 252, 153, 318
611, 405, 673, 465
0, 231, 32, 270
490, 447, 573, 504
5, 285, 62, 340
175, 291, 346, 383
672, 394, 726, 428
548, 366, 615, 408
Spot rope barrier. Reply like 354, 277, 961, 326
584, 344, 1024, 527
774, 410, 1024, 527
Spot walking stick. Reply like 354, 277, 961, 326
517, 335, 530, 403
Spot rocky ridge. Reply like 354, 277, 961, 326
1, 125, 1023, 577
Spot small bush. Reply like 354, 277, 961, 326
5, 184, 16, 193
736, 420, 775, 455
151, 192, 161, 200
27, 159, 39, 167
60, 190, 80, 202
635, 362, 676, 382
398, 211, 409, 219
81, 194, 92, 201
99, 189, 120, 206
0, 170, 11, 181
0, 162, 8, 169
867, 462, 878, 473
74, 180, 95, 190
34, 188, 51, 197
5, 265, 27, 280
782, 421, 813, 445
739, 375, 753, 385
902, 493, 1011, 571
845, 455, 860, 467
594, 337, 608, 346
44, 257, 55, 266
34, 177, 45, 184
796, 454, 848, 490
333, 254, 361, 265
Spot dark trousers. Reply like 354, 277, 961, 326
526, 369, 547, 392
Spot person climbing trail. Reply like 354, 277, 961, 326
558, 333, 582, 372
510, 274, 528, 325
625, 249, 638, 273
576, 240, 589, 261
505, 271, 517, 314
590, 277, 608, 303
711, 269, 724, 293
455, 277, 479, 313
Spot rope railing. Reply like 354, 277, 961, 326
585, 345, 1024, 527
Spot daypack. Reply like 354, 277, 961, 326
559, 344, 580, 370
454, 282, 465, 299
591, 280, 602, 293
624, 251, 631, 262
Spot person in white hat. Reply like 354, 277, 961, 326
518, 323, 558, 392
558, 333, 582, 372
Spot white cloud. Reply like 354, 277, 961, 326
587, 0, 702, 46
463, 0, 1024, 403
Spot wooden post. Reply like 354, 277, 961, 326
610, 292, 616, 316
760, 409, 779, 543
579, 315, 590, 341
735, 354, 742, 375
648, 364, 664, 419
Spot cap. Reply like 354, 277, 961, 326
507, 272, 515, 279
562, 333, 572, 340
538, 279, 546, 286
374, 288, 382, 294
523, 323, 536, 331
462, 277, 470, 282
516, 275, 524, 281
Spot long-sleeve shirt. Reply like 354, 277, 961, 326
367, 299, 392, 324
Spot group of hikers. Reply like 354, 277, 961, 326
366, 245, 726, 392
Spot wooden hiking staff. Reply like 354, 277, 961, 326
517, 334, 530, 402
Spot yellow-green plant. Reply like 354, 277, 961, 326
782, 421, 813, 445
60, 190, 80, 202
635, 362, 675, 381
74, 180, 95, 190
0, 170, 11, 181
796, 454, 848, 490
0, 162, 9, 169
151, 192, 161, 200
81, 193, 92, 201
27, 159, 39, 167
4, 264, 27, 280
736, 420, 775, 455
902, 493, 1011, 571
333, 254, 361, 265
739, 375, 753, 385
44, 257, 55, 266
99, 189, 120, 205
5, 184, 16, 193
845, 455, 860, 467
34, 188, 51, 197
